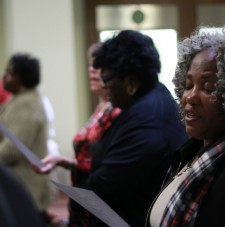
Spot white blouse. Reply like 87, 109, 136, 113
149, 165, 192, 227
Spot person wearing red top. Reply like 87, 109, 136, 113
33, 43, 121, 227
73, 43, 121, 176
0, 79, 11, 105
71, 43, 121, 226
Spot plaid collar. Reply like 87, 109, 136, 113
160, 135, 225, 227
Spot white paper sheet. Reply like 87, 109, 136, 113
0, 122, 44, 168
51, 180, 130, 227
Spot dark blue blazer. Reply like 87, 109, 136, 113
80, 83, 188, 227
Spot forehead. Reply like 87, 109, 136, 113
191, 49, 216, 67
187, 49, 217, 74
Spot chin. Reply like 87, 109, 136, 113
112, 102, 122, 109
110, 100, 117, 108
90, 86, 98, 92
185, 127, 200, 139
186, 131, 203, 140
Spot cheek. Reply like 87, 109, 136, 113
201, 101, 225, 133
106, 87, 121, 106
181, 93, 187, 109
3, 77, 12, 87
4, 75, 11, 82
208, 103, 224, 119
90, 83, 102, 93
5, 74, 16, 84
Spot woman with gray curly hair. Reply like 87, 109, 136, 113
146, 27, 225, 227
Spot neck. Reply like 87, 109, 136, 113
99, 95, 108, 103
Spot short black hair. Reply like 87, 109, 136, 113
10, 53, 40, 88
93, 30, 161, 91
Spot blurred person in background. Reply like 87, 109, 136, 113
0, 53, 57, 226
0, 78, 60, 158
0, 163, 46, 227
34, 43, 121, 227
0, 78, 11, 106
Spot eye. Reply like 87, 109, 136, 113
184, 80, 193, 90
204, 82, 216, 94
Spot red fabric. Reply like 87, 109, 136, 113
68, 102, 121, 227
0, 80, 11, 104
73, 102, 120, 174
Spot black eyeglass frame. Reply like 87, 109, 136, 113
100, 73, 116, 85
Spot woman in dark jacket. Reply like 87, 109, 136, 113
80, 30, 187, 226
147, 27, 225, 227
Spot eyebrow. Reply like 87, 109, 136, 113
186, 73, 215, 80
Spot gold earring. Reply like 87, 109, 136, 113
128, 87, 136, 96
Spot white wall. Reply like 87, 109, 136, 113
2, 0, 85, 158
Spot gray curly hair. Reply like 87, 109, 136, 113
173, 26, 225, 112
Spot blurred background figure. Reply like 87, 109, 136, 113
41, 94, 60, 157
33, 43, 121, 227
0, 79, 11, 106
0, 77, 60, 157
0, 53, 57, 226
73, 42, 121, 176
0, 163, 46, 227
70, 43, 121, 225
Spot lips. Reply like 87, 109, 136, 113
184, 110, 201, 121
90, 77, 100, 82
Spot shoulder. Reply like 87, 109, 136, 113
121, 86, 177, 126
196, 161, 225, 226
3, 90, 46, 123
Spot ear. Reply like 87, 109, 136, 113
124, 77, 139, 96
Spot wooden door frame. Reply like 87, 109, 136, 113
85, 0, 198, 44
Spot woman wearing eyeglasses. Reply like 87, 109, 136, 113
33, 42, 121, 227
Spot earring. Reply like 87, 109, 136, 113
128, 87, 136, 96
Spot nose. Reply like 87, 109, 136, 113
186, 88, 199, 105
89, 65, 100, 74
88, 65, 94, 72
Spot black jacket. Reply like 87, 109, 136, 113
80, 83, 188, 227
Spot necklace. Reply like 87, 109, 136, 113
175, 155, 199, 177
176, 165, 192, 177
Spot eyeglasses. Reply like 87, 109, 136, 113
100, 73, 115, 86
